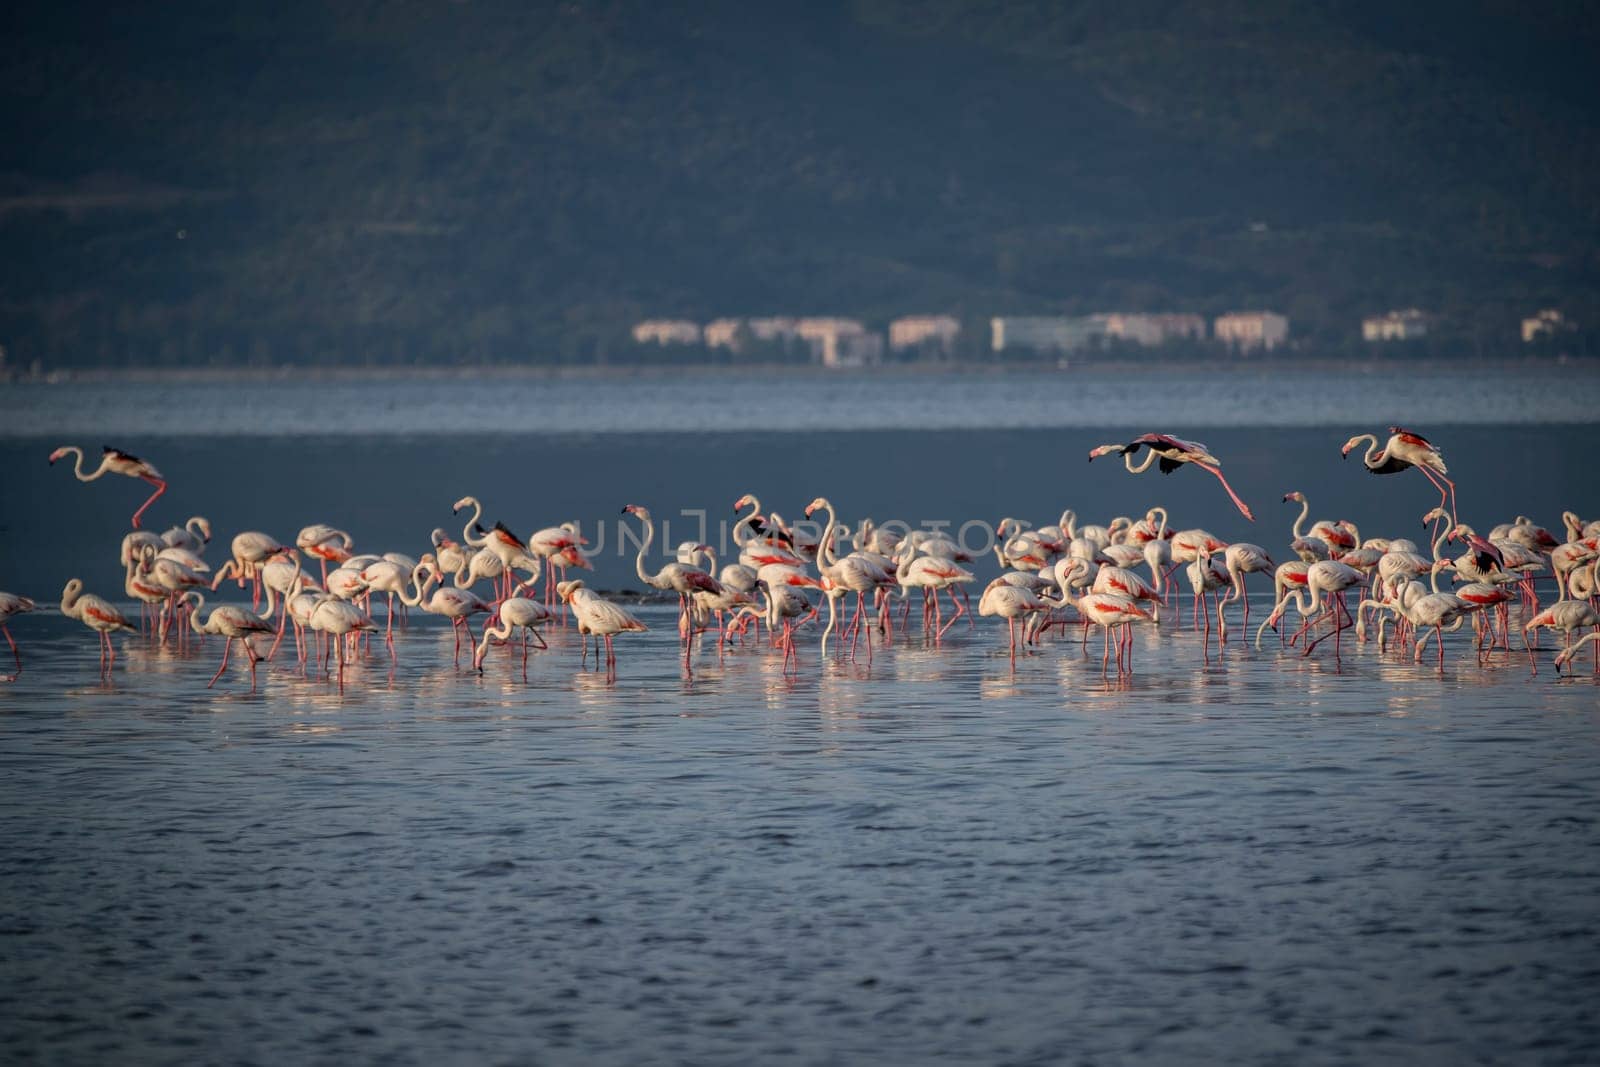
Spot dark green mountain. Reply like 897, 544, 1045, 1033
4, 1, 1596, 367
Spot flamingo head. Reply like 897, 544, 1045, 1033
451, 496, 476, 514
733, 493, 756, 512
1283, 491, 1304, 503
803, 497, 829, 518
1087, 444, 1122, 462
622, 504, 649, 520
556, 580, 583, 603
1339, 436, 1367, 458
48, 447, 71, 464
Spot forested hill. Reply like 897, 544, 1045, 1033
4, 0, 1597, 367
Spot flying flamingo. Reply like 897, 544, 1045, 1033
48, 445, 168, 529
559, 580, 648, 674
181, 592, 275, 690
0, 593, 36, 681
1342, 426, 1458, 525
1088, 433, 1255, 521
61, 579, 136, 676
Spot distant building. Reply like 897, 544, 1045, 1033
1522, 308, 1575, 343
1102, 312, 1207, 346
1214, 311, 1289, 351
1362, 309, 1430, 342
796, 317, 882, 367
703, 318, 743, 350
890, 315, 961, 355
990, 316, 1108, 354
746, 317, 800, 343
632, 319, 701, 345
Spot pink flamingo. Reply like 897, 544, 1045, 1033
1088, 433, 1255, 521
559, 580, 648, 674
1343, 427, 1458, 524
61, 579, 136, 676
49, 445, 168, 529
622, 504, 723, 655
0, 592, 36, 681
182, 592, 275, 690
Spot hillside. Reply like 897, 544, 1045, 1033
3, 0, 1597, 367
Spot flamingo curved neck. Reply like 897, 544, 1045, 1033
1350, 434, 1382, 469
632, 511, 658, 585
733, 499, 761, 547
1290, 495, 1310, 540
458, 498, 485, 546
1125, 451, 1159, 474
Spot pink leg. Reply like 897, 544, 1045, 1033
208, 637, 234, 688
1, 624, 16, 681
1195, 463, 1254, 522
130, 477, 167, 530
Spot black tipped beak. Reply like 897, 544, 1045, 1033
619, 507, 629, 515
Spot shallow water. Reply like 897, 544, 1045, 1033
3, 370, 1599, 1062
1, 605, 1597, 1064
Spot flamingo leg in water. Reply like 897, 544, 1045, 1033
208, 638, 233, 688
2, 624, 17, 681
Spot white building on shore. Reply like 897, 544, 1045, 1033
990, 316, 1107, 354
1102, 312, 1207, 346
1213, 311, 1289, 351
631, 319, 702, 345
890, 315, 961, 355
1522, 308, 1574, 343
796, 318, 883, 367
1362, 309, 1429, 341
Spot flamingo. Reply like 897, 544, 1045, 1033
416, 568, 494, 668
805, 498, 897, 660
307, 598, 376, 691
1219, 542, 1274, 639
978, 577, 1048, 664
895, 534, 975, 640
559, 580, 648, 673
61, 579, 135, 675
297, 524, 354, 586
1186, 547, 1232, 649
1088, 433, 1255, 521
473, 597, 553, 676
621, 505, 723, 653
181, 592, 275, 690
1263, 560, 1364, 662
213, 531, 286, 608
0, 593, 36, 681
1526, 600, 1600, 675
1343, 426, 1457, 524
161, 516, 212, 554
1068, 591, 1155, 674
48, 445, 168, 529
731, 581, 813, 673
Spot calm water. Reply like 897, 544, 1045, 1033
2, 369, 1599, 1063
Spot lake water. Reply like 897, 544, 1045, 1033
2, 366, 1598, 1063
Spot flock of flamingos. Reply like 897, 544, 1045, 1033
2, 428, 1598, 690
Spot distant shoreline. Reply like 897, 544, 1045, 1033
3, 354, 1593, 386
